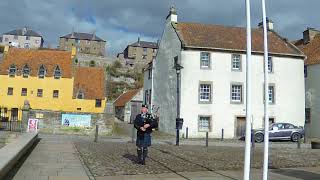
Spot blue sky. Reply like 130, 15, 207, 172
1, 0, 319, 56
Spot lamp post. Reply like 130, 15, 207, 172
173, 56, 183, 146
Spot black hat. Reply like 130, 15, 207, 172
142, 104, 148, 108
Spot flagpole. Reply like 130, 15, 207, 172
261, 0, 270, 179
244, 0, 252, 179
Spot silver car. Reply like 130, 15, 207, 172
253, 123, 304, 143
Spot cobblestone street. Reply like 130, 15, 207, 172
74, 139, 320, 177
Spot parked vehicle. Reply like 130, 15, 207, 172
253, 123, 304, 143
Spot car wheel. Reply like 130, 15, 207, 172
291, 133, 300, 142
255, 133, 264, 143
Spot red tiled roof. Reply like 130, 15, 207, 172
0, 48, 72, 78
114, 89, 141, 107
73, 67, 105, 100
294, 34, 320, 65
174, 22, 304, 57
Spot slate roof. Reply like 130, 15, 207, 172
60, 32, 106, 42
114, 89, 141, 107
4, 28, 42, 37
73, 67, 105, 100
173, 22, 304, 57
294, 34, 320, 65
130, 41, 158, 49
0, 48, 72, 78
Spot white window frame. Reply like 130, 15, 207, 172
199, 82, 212, 103
231, 54, 241, 71
22, 64, 30, 78
54, 66, 62, 79
200, 52, 211, 69
38, 65, 46, 79
198, 116, 211, 132
9, 64, 16, 77
231, 84, 243, 103
268, 56, 273, 73
268, 85, 275, 104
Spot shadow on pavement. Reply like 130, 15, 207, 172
4, 138, 41, 180
123, 153, 139, 164
271, 169, 320, 180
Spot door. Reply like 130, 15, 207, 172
11, 108, 18, 121
236, 117, 246, 137
130, 101, 142, 123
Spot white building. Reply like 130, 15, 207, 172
295, 28, 320, 138
144, 7, 306, 138
1, 27, 43, 48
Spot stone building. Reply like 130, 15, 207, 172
59, 32, 106, 56
118, 38, 158, 69
294, 28, 320, 138
145, 7, 305, 138
1, 27, 43, 48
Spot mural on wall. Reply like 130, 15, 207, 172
61, 114, 91, 127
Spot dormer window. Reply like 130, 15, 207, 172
77, 91, 84, 99
54, 66, 62, 79
38, 65, 46, 79
9, 65, 16, 77
22, 65, 30, 78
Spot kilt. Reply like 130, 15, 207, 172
136, 133, 151, 147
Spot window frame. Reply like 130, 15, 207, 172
22, 64, 30, 78
230, 83, 243, 104
268, 85, 275, 104
200, 52, 211, 69
38, 65, 46, 79
198, 115, 212, 132
268, 56, 273, 73
231, 54, 242, 71
54, 65, 62, 79
9, 64, 16, 77
95, 99, 102, 107
37, 89, 43, 97
199, 81, 212, 104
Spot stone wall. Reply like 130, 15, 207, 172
28, 109, 114, 135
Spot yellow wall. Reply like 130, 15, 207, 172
0, 75, 106, 120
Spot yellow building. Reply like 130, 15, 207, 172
0, 47, 106, 121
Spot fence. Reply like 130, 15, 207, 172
0, 120, 22, 132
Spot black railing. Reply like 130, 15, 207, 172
0, 120, 22, 132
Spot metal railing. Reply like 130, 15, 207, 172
0, 120, 22, 132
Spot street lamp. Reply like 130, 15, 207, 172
173, 56, 183, 146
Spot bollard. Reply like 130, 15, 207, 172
206, 132, 209, 147
186, 127, 188, 139
94, 124, 99, 143
297, 135, 301, 149
132, 125, 135, 143
221, 128, 224, 141
251, 133, 255, 149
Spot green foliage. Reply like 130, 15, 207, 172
113, 60, 122, 68
89, 60, 96, 67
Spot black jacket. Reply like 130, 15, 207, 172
134, 113, 158, 136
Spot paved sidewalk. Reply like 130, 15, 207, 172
95, 167, 320, 180
11, 135, 90, 180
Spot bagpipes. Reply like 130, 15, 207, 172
143, 105, 160, 130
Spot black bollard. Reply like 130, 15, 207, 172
206, 132, 209, 147
94, 124, 99, 143
221, 128, 224, 141
186, 127, 189, 139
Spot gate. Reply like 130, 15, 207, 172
0, 108, 22, 132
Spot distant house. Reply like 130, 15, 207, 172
145, 7, 305, 138
294, 28, 320, 138
1, 27, 43, 48
114, 89, 143, 123
118, 38, 158, 69
59, 32, 106, 56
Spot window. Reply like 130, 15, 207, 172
199, 83, 211, 103
22, 64, 30, 78
37, 89, 43, 97
148, 89, 152, 104
143, 48, 148, 55
38, 65, 46, 78
26, 36, 30, 40
231, 84, 242, 103
232, 54, 241, 71
53, 90, 59, 98
200, 52, 210, 68
284, 123, 294, 129
77, 108, 82, 111
54, 66, 62, 79
268, 56, 273, 73
21, 88, 27, 96
144, 90, 149, 104
77, 91, 84, 99
305, 108, 311, 123
199, 116, 211, 132
268, 86, 275, 104
304, 66, 307, 78
7, 87, 13, 96
9, 64, 16, 77
95, 99, 102, 107
148, 68, 152, 79
14, 35, 18, 40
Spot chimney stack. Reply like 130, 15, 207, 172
303, 27, 320, 44
258, 18, 274, 31
22, 27, 28, 36
166, 5, 177, 23
137, 37, 141, 46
